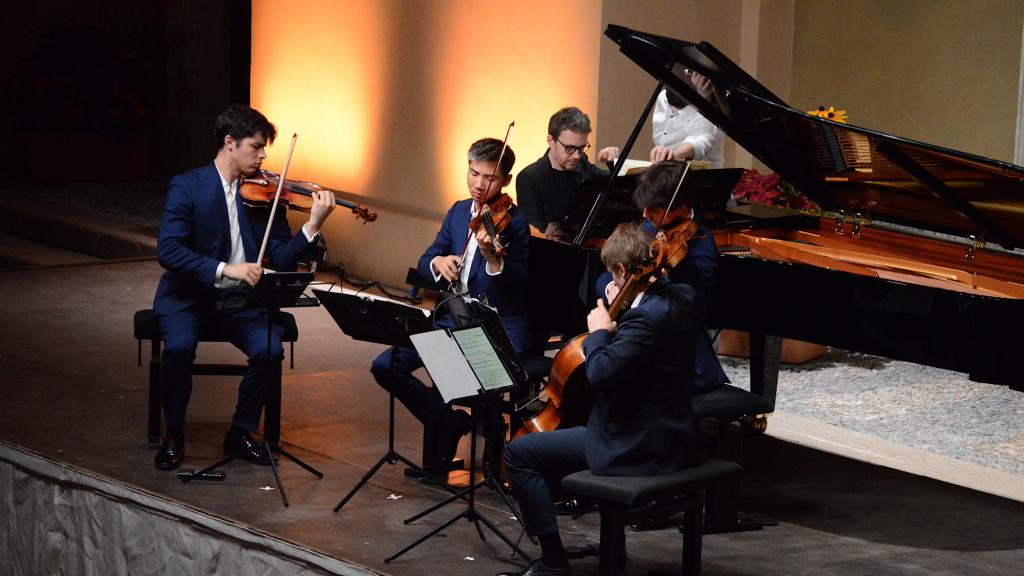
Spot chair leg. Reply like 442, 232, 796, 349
147, 340, 162, 448
681, 491, 705, 576
598, 504, 626, 576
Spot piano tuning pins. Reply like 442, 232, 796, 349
834, 205, 871, 237
965, 235, 985, 260
834, 210, 847, 234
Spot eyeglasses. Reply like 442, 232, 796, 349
555, 137, 591, 156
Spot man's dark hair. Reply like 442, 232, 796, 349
468, 138, 516, 177
601, 221, 653, 271
633, 160, 695, 211
214, 104, 277, 149
547, 106, 592, 138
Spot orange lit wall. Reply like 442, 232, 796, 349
252, 0, 602, 286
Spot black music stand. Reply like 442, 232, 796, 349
313, 288, 438, 513
385, 326, 531, 564
180, 272, 323, 508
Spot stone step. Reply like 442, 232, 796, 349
0, 195, 158, 260
0, 231, 102, 269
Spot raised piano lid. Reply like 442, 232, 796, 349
605, 24, 1024, 252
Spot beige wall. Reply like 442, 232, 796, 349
596, 0, 796, 169
254, 1, 1023, 285
253, 0, 603, 288
790, 0, 1024, 163
597, 0, 744, 164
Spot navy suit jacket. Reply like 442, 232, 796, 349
154, 162, 312, 316
417, 198, 530, 352
582, 279, 702, 476
595, 218, 728, 392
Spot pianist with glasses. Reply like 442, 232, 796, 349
515, 107, 617, 241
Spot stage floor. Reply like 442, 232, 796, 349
3, 260, 1024, 575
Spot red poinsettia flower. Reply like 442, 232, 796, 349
732, 169, 818, 211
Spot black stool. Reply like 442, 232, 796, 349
561, 459, 744, 576
133, 308, 298, 448
692, 383, 774, 533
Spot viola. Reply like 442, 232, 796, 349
470, 192, 513, 256
240, 170, 377, 223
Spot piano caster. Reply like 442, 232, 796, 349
742, 414, 769, 434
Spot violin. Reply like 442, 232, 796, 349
241, 170, 377, 223
512, 162, 698, 441
470, 191, 513, 256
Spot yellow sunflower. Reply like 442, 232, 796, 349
808, 105, 848, 124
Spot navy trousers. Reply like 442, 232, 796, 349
370, 345, 443, 426
157, 304, 284, 434
503, 426, 589, 537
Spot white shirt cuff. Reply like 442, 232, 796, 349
429, 256, 444, 282
485, 257, 504, 276
301, 222, 319, 242
213, 261, 227, 288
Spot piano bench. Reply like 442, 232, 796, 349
561, 459, 744, 576
692, 383, 776, 534
693, 383, 773, 435
133, 308, 299, 448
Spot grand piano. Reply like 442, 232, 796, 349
528, 24, 1024, 401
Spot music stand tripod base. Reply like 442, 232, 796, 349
384, 397, 531, 564
177, 441, 297, 507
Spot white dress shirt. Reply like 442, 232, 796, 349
652, 89, 725, 168
214, 169, 246, 288
431, 202, 504, 287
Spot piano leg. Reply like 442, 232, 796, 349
749, 332, 781, 409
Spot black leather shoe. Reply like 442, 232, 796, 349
223, 427, 273, 465
563, 544, 598, 560
564, 544, 626, 570
155, 429, 185, 471
496, 559, 572, 576
630, 513, 676, 531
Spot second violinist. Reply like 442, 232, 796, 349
371, 137, 530, 474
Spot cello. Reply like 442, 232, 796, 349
512, 162, 699, 439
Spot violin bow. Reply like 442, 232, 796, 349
481, 121, 515, 253
654, 159, 692, 236
450, 121, 514, 293
256, 132, 298, 265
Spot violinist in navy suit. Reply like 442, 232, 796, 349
371, 137, 530, 474
153, 104, 336, 471
595, 160, 728, 394
500, 221, 703, 576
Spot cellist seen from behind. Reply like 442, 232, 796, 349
499, 221, 703, 576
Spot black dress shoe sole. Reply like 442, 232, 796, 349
154, 450, 184, 471
225, 451, 275, 466
154, 459, 182, 471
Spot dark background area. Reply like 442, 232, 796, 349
0, 0, 251, 184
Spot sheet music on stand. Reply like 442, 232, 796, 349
244, 271, 318, 309
313, 286, 432, 348
411, 326, 515, 403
